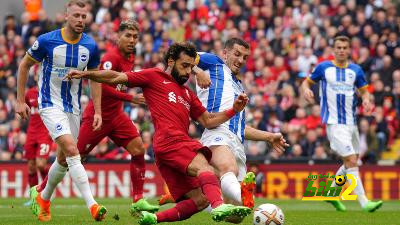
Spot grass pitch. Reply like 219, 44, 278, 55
0, 198, 398, 225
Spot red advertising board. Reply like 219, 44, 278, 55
258, 164, 400, 200
1, 163, 399, 200
0, 163, 166, 198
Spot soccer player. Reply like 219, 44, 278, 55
65, 42, 251, 225
300, 35, 383, 212
77, 19, 158, 212
192, 38, 289, 223
24, 76, 53, 190
15, 0, 106, 221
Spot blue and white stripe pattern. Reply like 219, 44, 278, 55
196, 52, 246, 143
308, 61, 368, 125
27, 29, 99, 115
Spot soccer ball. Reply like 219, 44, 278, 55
335, 175, 346, 186
253, 203, 285, 225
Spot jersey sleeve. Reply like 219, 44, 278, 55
308, 63, 325, 83
355, 67, 368, 89
87, 44, 100, 70
126, 69, 152, 88
189, 89, 206, 120
196, 52, 223, 71
100, 52, 119, 71
27, 35, 47, 62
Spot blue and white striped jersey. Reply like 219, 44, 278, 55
27, 28, 100, 115
195, 52, 246, 143
308, 61, 368, 125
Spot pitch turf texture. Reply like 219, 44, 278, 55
1, 198, 398, 225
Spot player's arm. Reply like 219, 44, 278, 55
16, 54, 38, 119
244, 125, 289, 153
356, 67, 372, 113
300, 63, 323, 103
87, 68, 103, 131
193, 65, 211, 88
65, 69, 129, 85
196, 93, 248, 129
101, 84, 145, 104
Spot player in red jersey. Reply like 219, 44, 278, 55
65, 42, 252, 224
36, 19, 158, 212
24, 77, 53, 189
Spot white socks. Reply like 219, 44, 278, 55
41, 159, 68, 200
220, 172, 242, 204
332, 165, 368, 207
346, 167, 368, 208
66, 155, 97, 208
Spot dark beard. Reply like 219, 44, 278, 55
171, 65, 188, 85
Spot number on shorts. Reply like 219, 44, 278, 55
39, 144, 50, 155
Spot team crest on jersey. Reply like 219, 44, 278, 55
103, 61, 112, 70
32, 40, 39, 50
80, 53, 88, 62
55, 123, 63, 132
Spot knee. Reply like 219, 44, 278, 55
192, 194, 210, 210
36, 163, 46, 171
344, 156, 358, 168
216, 163, 238, 178
129, 145, 146, 156
27, 161, 36, 173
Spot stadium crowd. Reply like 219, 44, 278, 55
0, 0, 399, 163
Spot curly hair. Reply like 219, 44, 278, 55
119, 19, 139, 32
163, 42, 197, 64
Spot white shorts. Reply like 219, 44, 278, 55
39, 107, 80, 141
200, 127, 246, 181
326, 124, 360, 157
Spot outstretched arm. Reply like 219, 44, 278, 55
196, 93, 248, 129
245, 125, 289, 153
65, 69, 128, 85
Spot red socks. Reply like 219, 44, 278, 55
28, 172, 38, 187
198, 171, 224, 208
156, 198, 199, 222
130, 155, 145, 202
37, 175, 48, 192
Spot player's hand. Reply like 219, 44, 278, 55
15, 101, 30, 120
131, 94, 146, 105
92, 113, 102, 131
267, 133, 289, 154
64, 69, 85, 80
195, 69, 211, 89
304, 89, 314, 103
233, 93, 249, 112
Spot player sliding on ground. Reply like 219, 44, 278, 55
301, 35, 383, 212
65, 42, 252, 224
16, 0, 107, 222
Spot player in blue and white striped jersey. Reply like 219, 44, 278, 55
15, 0, 106, 221
301, 35, 382, 212
194, 38, 288, 218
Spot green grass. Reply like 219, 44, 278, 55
1, 198, 398, 225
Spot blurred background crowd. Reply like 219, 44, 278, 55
1, 0, 400, 164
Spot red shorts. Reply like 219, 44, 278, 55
78, 113, 140, 155
24, 133, 53, 160
155, 140, 212, 202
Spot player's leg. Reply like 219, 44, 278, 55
139, 188, 208, 225
345, 126, 382, 212
27, 159, 39, 187
187, 150, 251, 221
25, 137, 38, 187
209, 145, 242, 205
36, 139, 51, 180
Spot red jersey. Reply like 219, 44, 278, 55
25, 87, 48, 134
83, 47, 134, 120
126, 68, 206, 150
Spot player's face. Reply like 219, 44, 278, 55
224, 44, 250, 75
65, 5, 87, 34
171, 53, 195, 85
119, 29, 139, 54
333, 40, 350, 62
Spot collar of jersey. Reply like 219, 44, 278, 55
61, 28, 82, 44
331, 60, 348, 69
